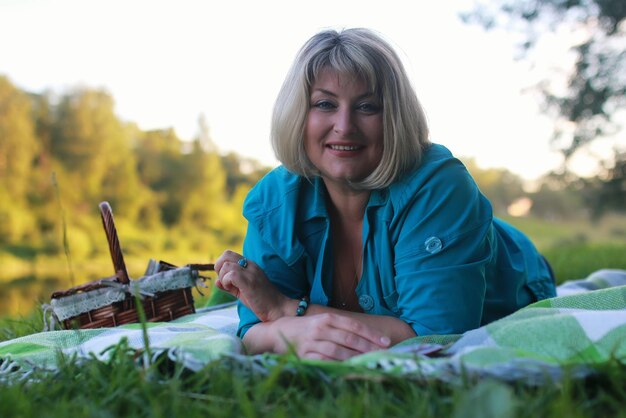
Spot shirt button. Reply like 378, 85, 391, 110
358, 295, 374, 311
425, 236, 443, 254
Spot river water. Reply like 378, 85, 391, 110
0, 275, 65, 318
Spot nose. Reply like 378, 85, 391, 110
333, 107, 355, 135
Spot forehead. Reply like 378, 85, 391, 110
310, 67, 372, 93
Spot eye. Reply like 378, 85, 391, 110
311, 100, 336, 111
356, 102, 381, 113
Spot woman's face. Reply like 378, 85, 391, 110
304, 67, 384, 188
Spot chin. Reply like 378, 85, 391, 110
326, 172, 368, 185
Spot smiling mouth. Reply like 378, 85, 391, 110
327, 144, 362, 151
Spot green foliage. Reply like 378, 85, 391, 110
221, 152, 272, 196
571, 150, 626, 219
528, 182, 586, 220
134, 128, 188, 226
50, 88, 152, 221
0, 189, 38, 244
178, 140, 229, 232
0, 76, 40, 195
0, 76, 41, 243
462, 158, 526, 213
51, 89, 120, 195
0, 78, 265, 263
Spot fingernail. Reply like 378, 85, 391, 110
380, 336, 391, 346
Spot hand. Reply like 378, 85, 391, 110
248, 313, 391, 361
214, 250, 290, 321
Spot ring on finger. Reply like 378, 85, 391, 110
237, 257, 248, 269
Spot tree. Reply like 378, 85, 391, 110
570, 148, 626, 218
178, 139, 229, 232
0, 76, 40, 242
50, 88, 148, 220
134, 128, 188, 226
0, 76, 39, 197
27, 91, 63, 239
462, 158, 526, 215
221, 151, 271, 197
181, 115, 231, 232
51, 89, 117, 193
461, 0, 625, 162
528, 182, 585, 220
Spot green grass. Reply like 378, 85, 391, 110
1, 346, 626, 418
0, 309, 44, 342
501, 213, 626, 250
544, 243, 626, 284
502, 213, 626, 283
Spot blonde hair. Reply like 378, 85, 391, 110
271, 28, 430, 189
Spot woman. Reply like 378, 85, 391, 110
214, 28, 556, 360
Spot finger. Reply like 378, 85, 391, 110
318, 314, 391, 348
214, 250, 242, 273
218, 269, 240, 292
216, 260, 241, 283
316, 326, 386, 354
216, 274, 241, 299
215, 278, 236, 296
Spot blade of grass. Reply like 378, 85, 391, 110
51, 172, 75, 287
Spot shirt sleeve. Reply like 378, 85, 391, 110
392, 157, 495, 336
236, 215, 309, 339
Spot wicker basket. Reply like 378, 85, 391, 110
47, 201, 214, 330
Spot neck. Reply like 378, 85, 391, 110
323, 179, 371, 222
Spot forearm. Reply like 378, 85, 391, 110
304, 304, 417, 345
244, 301, 416, 354
241, 321, 282, 354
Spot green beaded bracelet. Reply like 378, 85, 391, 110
296, 298, 309, 316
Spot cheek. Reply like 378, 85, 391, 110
304, 114, 326, 148
372, 123, 384, 150
371, 117, 384, 140
305, 112, 320, 135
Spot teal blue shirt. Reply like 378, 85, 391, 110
238, 144, 556, 338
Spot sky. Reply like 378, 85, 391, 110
1, 0, 615, 184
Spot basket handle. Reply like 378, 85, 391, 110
99, 201, 130, 284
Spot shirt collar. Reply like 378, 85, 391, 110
300, 177, 328, 221
300, 177, 389, 222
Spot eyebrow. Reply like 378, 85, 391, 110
312, 88, 376, 100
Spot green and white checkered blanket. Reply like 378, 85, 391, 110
1, 269, 626, 383
349, 269, 626, 383
0, 303, 243, 378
